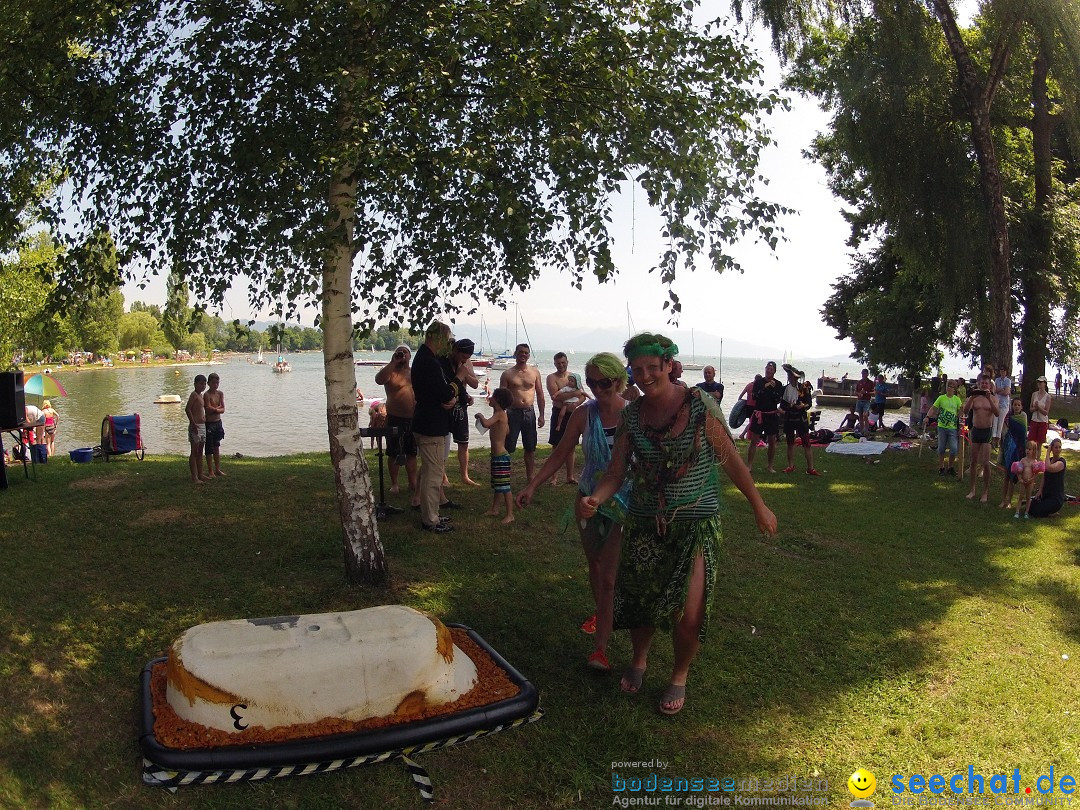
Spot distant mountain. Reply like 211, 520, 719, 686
449, 320, 789, 361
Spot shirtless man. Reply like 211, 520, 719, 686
499, 343, 546, 482
546, 351, 584, 485
962, 373, 1000, 503
203, 372, 226, 477
185, 374, 212, 483
375, 344, 418, 502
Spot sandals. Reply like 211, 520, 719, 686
620, 667, 645, 694
587, 650, 611, 672
659, 683, 686, 715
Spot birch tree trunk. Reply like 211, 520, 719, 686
323, 166, 388, 585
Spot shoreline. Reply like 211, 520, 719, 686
17, 358, 230, 376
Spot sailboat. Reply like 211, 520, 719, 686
681, 329, 704, 370
489, 303, 526, 370
255, 347, 267, 365
471, 316, 494, 367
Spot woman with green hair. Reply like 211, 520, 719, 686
582, 333, 777, 714
518, 352, 631, 672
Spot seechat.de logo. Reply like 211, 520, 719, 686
848, 768, 877, 807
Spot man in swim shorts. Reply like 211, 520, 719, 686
962, 373, 1000, 503
375, 345, 418, 501
499, 343, 546, 483
854, 368, 874, 434
185, 374, 212, 483
203, 372, 226, 477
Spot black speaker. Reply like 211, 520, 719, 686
0, 371, 26, 429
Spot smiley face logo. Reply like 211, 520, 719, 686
848, 768, 876, 799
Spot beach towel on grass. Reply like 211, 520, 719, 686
825, 441, 891, 456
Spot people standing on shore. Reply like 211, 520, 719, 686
518, 352, 631, 673
185, 374, 212, 483
546, 352, 586, 485
928, 380, 962, 476
581, 333, 777, 715
999, 398, 1028, 510
696, 366, 724, 403
855, 369, 874, 434
872, 374, 888, 433
203, 372, 226, 477
993, 364, 1011, 449
1028, 375, 1052, 460
742, 361, 783, 474
375, 345, 418, 503
411, 322, 470, 534
450, 339, 481, 487
962, 374, 999, 503
780, 364, 820, 476
41, 400, 59, 458
477, 387, 514, 524
500, 343, 546, 483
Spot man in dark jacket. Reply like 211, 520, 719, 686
412, 321, 469, 533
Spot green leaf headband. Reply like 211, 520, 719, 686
625, 342, 679, 362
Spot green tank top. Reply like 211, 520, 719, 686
621, 387, 722, 523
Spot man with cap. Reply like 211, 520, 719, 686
450, 338, 481, 486
780, 364, 821, 476
1028, 374, 1052, 460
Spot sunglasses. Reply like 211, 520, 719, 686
586, 377, 615, 391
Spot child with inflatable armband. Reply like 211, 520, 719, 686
555, 375, 591, 434
1010, 440, 1046, 518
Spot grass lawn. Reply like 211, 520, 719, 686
1, 435, 1079, 809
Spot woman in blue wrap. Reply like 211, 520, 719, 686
999, 397, 1028, 509
517, 353, 631, 672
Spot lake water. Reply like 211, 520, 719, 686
33, 351, 900, 458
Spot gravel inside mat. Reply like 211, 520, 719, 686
151, 627, 521, 750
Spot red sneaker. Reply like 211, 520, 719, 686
587, 649, 611, 672
580, 614, 597, 635
807, 468, 822, 476
782, 466, 796, 473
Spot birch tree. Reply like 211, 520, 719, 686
7, 0, 786, 583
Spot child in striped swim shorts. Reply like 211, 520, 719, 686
477, 387, 515, 524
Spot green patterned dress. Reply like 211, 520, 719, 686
613, 387, 727, 642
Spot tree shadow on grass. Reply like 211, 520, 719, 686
3, 449, 1079, 808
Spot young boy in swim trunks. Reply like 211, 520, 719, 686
477, 387, 514, 523
185, 374, 212, 483
203, 372, 226, 477
962, 373, 1000, 502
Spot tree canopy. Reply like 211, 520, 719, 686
7, 1, 788, 584
783, 0, 1080, 379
